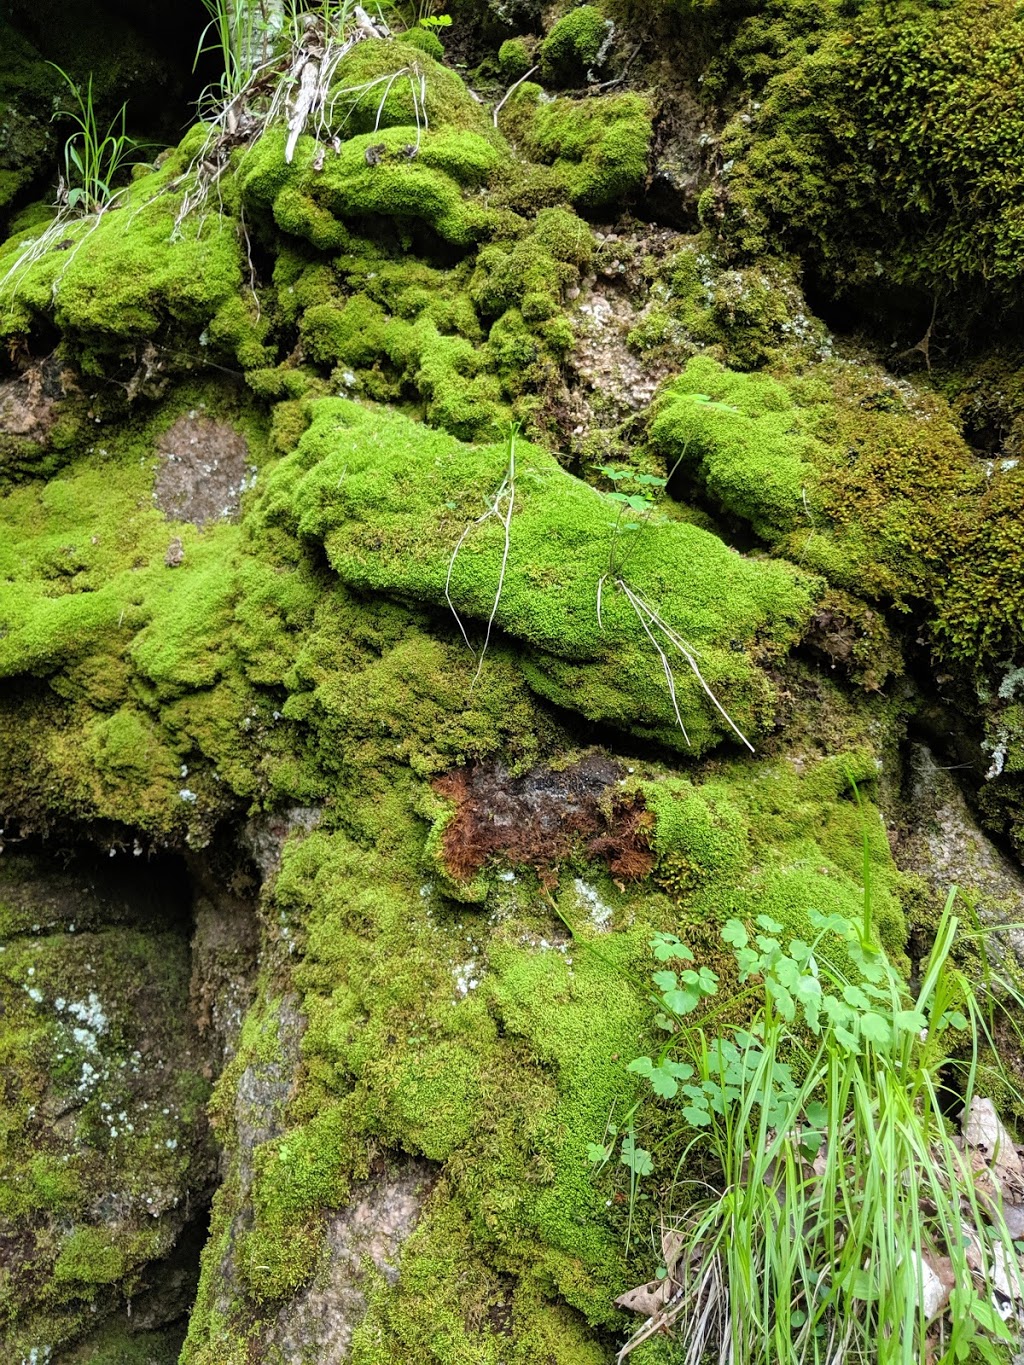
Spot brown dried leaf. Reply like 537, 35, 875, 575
615, 1279, 672, 1317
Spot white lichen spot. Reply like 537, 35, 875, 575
574, 878, 613, 931
68, 993, 108, 1034
452, 960, 482, 997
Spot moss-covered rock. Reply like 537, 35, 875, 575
0, 853, 213, 1358
502, 86, 654, 210
707, 0, 1024, 308
183, 732, 909, 1358
240, 125, 501, 250
259, 397, 819, 753
539, 6, 611, 86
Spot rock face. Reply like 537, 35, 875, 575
3, 2, 1024, 1361
0, 852, 219, 1361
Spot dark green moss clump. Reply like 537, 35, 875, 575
539, 6, 611, 86
709, 0, 1024, 308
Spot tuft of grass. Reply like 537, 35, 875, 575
613, 884, 1024, 1365
49, 64, 139, 216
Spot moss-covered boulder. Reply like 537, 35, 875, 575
0, 853, 214, 1359
259, 397, 819, 753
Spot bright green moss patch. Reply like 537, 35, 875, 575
0, 160, 245, 364
240, 126, 501, 250
189, 817, 661, 1350
0, 384, 298, 839
642, 751, 907, 961
260, 397, 818, 753
186, 728, 913, 1355
502, 87, 653, 209
647, 352, 1024, 672
498, 37, 534, 81
651, 355, 824, 541
329, 40, 493, 136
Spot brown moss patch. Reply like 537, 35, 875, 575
433, 753, 654, 885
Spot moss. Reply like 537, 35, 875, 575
189, 817, 659, 1349
708, 0, 1024, 307
498, 37, 534, 81
259, 397, 818, 753
302, 294, 391, 369
647, 350, 1024, 675
349, 1189, 611, 1362
240, 126, 501, 250
502, 86, 653, 209
627, 244, 829, 372
0, 157, 245, 366
0, 383, 297, 840
0, 900, 212, 1355
396, 26, 446, 60
650, 355, 822, 542
186, 719, 916, 1354
328, 40, 491, 136
643, 751, 907, 962
471, 209, 591, 322
57, 1320, 186, 1365
539, 6, 611, 86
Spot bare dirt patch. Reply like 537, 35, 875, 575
153, 414, 254, 527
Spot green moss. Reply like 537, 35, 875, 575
396, 26, 446, 60
0, 384, 298, 838
302, 294, 390, 368
647, 351, 1024, 674
644, 752, 906, 961
54, 1226, 132, 1285
0, 900, 211, 1354
241, 126, 501, 250
709, 0, 1024, 305
650, 355, 822, 541
472, 208, 591, 322
540, 6, 611, 86
627, 245, 829, 372
328, 40, 491, 136
498, 37, 534, 81
0, 158, 244, 365
259, 397, 818, 753
503, 87, 653, 209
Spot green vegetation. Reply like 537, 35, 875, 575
539, 6, 610, 86
710, 0, 1024, 306
261, 397, 817, 751
4, 0, 1024, 1357
617, 890, 1019, 1365
0, 858, 211, 1355
501, 86, 654, 209
50, 66, 139, 215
